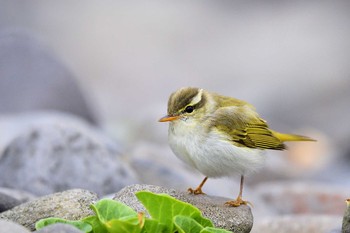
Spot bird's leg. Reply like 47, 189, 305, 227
188, 177, 208, 195
225, 175, 251, 207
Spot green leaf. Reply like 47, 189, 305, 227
136, 191, 213, 232
89, 199, 144, 233
174, 215, 204, 233
91, 199, 138, 223
35, 217, 92, 232
105, 218, 142, 233
142, 219, 167, 233
200, 227, 232, 233
82, 216, 106, 233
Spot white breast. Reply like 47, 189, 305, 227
168, 121, 266, 178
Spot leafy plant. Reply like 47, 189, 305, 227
35, 191, 231, 233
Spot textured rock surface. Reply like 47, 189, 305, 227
251, 215, 342, 233
0, 30, 97, 124
342, 199, 350, 233
0, 113, 139, 196
34, 223, 84, 233
0, 189, 97, 231
0, 219, 31, 233
114, 184, 253, 232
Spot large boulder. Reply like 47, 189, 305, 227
0, 112, 139, 196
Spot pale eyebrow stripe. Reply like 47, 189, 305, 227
189, 88, 203, 106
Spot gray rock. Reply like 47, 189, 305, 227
0, 187, 36, 204
0, 111, 113, 156
251, 215, 342, 233
343, 199, 350, 233
0, 30, 97, 124
0, 113, 139, 196
0, 219, 31, 233
0, 192, 21, 213
113, 184, 253, 233
0, 189, 97, 231
34, 223, 84, 233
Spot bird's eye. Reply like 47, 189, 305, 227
184, 106, 194, 113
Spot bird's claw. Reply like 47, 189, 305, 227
188, 187, 205, 195
225, 197, 252, 207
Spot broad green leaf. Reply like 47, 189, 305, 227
200, 227, 232, 233
192, 213, 213, 228
35, 217, 92, 232
91, 199, 138, 224
136, 191, 213, 232
105, 218, 142, 233
174, 215, 204, 233
83, 216, 106, 233
142, 219, 167, 233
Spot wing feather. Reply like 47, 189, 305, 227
210, 104, 285, 150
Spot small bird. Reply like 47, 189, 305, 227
159, 87, 315, 207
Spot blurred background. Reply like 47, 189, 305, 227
0, 0, 349, 231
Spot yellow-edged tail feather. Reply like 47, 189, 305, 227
272, 131, 316, 142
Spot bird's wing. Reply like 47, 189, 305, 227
210, 105, 286, 150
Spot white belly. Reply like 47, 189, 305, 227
168, 123, 266, 178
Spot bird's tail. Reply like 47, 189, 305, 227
272, 130, 316, 142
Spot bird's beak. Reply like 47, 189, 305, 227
158, 115, 180, 122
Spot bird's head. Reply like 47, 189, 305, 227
159, 87, 210, 124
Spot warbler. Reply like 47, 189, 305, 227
159, 87, 315, 206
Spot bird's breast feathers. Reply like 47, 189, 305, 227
168, 121, 266, 177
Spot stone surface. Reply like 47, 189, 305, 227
342, 199, 350, 233
34, 223, 84, 233
254, 181, 350, 215
0, 30, 97, 124
113, 184, 253, 232
0, 189, 97, 231
0, 219, 31, 233
0, 112, 139, 196
251, 215, 342, 233
0, 192, 21, 213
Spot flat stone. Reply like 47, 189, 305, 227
0, 189, 97, 231
113, 184, 253, 232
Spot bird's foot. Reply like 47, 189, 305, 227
225, 197, 252, 207
188, 187, 205, 195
